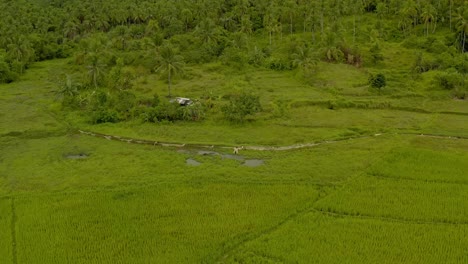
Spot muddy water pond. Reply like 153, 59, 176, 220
186, 158, 202, 166
65, 153, 89, 159
243, 159, 264, 167
185, 149, 264, 167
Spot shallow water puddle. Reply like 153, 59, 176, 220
243, 159, 264, 167
185, 149, 265, 167
186, 158, 202, 166
65, 153, 88, 159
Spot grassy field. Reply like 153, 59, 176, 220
0, 54, 467, 263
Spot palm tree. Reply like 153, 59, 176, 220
403, 0, 419, 30
457, 15, 468, 52
6, 39, 33, 74
180, 8, 193, 32
421, 4, 436, 36
263, 8, 279, 45
86, 53, 106, 89
55, 74, 79, 99
456, 7, 468, 52
291, 45, 317, 75
195, 19, 219, 45
155, 45, 184, 97
450, 0, 453, 31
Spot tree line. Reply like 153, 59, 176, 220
1, 0, 467, 82
1, 0, 467, 122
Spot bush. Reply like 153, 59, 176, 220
369, 43, 384, 65
266, 57, 291, 71
221, 47, 249, 69
181, 102, 205, 121
413, 53, 440, 73
222, 91, 262, 122
0, 59, 18, 83
426, 38, 448, 54
452, 87, 466, 100
91, 109, 119, 124
339, 44, 362, 67
433, 71, 461, 90
369, 73, 386, 89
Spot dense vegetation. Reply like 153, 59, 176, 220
1, 0, 468, 263
1, 0, 467, 124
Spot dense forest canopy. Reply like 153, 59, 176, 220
1, 0, 467, 72
1, 0, 467, 122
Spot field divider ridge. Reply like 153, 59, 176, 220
312, 208, 468, 226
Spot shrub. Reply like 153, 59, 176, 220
0, 59, 17, 83
369, 73, 386, 90
340, 44, 362, 67
452, 87, 466, 100
222, 91, 262, 122
221, 47, 249, 69
266, 57, 291, 71
270, 100, 289, 118
369, 43, 384, 65
433, 72, 461, 90
413, 53, 440, 73
181, 102, 205, 121
426, 38, 448, 54
91, 109, 119, 124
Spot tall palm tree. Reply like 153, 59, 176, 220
180, 8, 193, 32
456, 7, 468, 52
457, 15, 468, 52
403, 0, 419, 30
421, 4, 436, 36
86, 53, 106, 89
155, 45, 184, 97
263, 8, 279, 45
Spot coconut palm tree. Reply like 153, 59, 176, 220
456, 15, 468, 52
291, 45, 317, 74
56, 74, 79, 99
459, 20, 468, 52
263, 7, 279, 45
421, 4, 436, 36
155, 45, 184, 97
86, 53, 106, 89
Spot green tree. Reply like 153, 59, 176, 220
55, 74, 80, 107
86, 53, 106, 89
369, 73, 386, 90
0, 56, 15, 83
403, 0, 419, 30
155, 44, 184, 97
6, 39, 34, 74
291, 45, 317, 75
180, 8, 193, 32
421, 4, 437, 36
456, 14, 468, 52
263, 6, 280, 45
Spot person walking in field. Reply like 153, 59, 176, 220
233, 146, 243, 155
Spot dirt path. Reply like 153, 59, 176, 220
77, 129, 467, 152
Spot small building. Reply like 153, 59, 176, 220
174, 97, 193, 106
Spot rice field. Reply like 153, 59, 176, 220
13, 184, 320, 263
0, 59, 467, 263
226, 212, 468, 263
